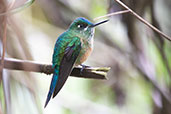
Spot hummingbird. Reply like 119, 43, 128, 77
44, 17, 108, 108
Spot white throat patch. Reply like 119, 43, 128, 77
84, 27, 88, 31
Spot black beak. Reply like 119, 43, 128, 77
89, 19, 109, 28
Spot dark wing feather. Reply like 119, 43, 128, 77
52, 40, 81, 98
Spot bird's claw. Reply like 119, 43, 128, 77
80, 64, 90, 75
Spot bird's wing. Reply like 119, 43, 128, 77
52, 37, 81, 98
44, 36, 81, 108
44, 35, 69, 108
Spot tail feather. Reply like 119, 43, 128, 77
44, 73, 58, 108
44, 91, 52, 108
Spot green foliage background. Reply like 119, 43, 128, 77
0, 0, 171, 114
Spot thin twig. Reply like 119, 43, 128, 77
94, 10, 130, 20
0, 0, 35, 16
115, 0, 171, 41
0, 58, 110, 80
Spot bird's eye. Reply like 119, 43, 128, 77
77, 23, 87, 29
77, 24, 81, 28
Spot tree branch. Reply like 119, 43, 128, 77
0, 58, 110, 80
114, 0, 171, 41
94, 10, 130, 20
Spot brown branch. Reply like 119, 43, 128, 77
94, 10, 130, 20
114, 0, 171, 41
1, 58, 110, 80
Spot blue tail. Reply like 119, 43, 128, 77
44, 73, 58, 108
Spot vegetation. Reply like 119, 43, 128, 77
0, 0, 171, 114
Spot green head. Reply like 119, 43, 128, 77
68, 17, 108, 40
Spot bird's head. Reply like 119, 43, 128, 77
68, 17, 108, 40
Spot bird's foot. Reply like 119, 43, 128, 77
80, 64, 90, 75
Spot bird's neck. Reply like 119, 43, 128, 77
67, 30, 94, 46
